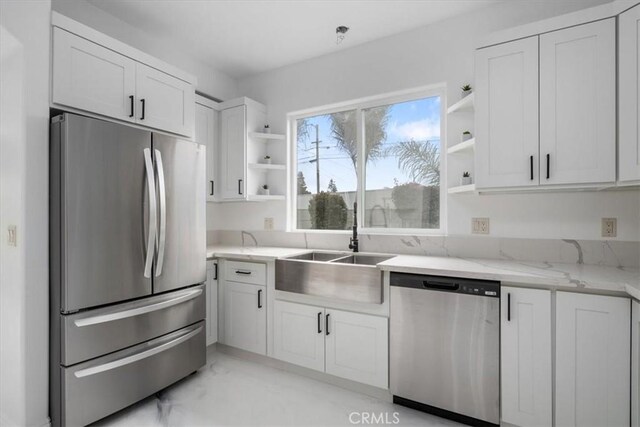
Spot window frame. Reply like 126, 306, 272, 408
287, 84, 447, 235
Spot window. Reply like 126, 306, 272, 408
291, 88, 444, 232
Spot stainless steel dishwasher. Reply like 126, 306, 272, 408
390, 273, 500, 426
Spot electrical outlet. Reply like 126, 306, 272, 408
7, 225, 16, 246
264, 217, 274, 231
472, 218, 490, 235
602, 218, 617, 238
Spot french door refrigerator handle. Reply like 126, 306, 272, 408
143, 148, 157, 278
154, 149, 167, 276
73, 325, 202, 378
73, 288, 203, 327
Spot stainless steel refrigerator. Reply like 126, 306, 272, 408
50, 113, 207, 426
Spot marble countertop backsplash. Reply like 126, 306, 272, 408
208, 230, 639, 269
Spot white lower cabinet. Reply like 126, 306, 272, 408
324, 308, 388, 389
273, 300, 325, 372
273, 300, 388, 388
500, 287, 552, 427
556, 292, 630, 427
633, 300, 639, 427
222, 281, 266, 355
205, 260, 218, 346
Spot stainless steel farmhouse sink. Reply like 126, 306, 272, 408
275, 252, 394, 304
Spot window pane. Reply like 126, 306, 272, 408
363, 97, 441, 229
296, 110, 357, 230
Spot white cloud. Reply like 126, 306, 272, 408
386, 118, 440, 143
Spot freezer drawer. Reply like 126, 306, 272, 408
59, 322, 205, 427
60, 285, 205, 366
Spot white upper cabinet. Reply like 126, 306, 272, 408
539, 19, 616, 185
219, 105, 247, 200
619, 4, 640, 183
195, 97, 218, 202
135, 63, 194, 137
52, 28, 136, 123
476, 36, 539, 189
51, 16, 195, 138
556, 292, 630, 427
501, 287, 552, 427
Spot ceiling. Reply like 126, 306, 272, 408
87, 0, 501, 79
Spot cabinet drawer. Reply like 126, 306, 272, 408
61, 285, 205, 365
225, 260, 266, 285
61, 322, 205, 427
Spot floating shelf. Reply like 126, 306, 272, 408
247, 194, 286, 201
448, 183, 476, 194
447, 93, 474, 114
447, 138, 475, 155
248, 163, 286, 170
249, 132, 285, 141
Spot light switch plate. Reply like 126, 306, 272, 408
602, 218, 617, 238
264, 217, 274, 231
7, 225, 16, 246
472, 218, 490, 235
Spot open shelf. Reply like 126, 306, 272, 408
448, 183, 476, 194
249, 132, 285, 141
447, 93, 474, 114
447, 138, 475, 155
248, 163, 286, 170
247, 194, 286, 201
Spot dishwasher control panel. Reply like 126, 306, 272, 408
390, 273, 500, 298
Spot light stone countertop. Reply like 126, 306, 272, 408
207, 245, 640, 299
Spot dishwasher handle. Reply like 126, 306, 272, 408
423, 280, 459, 291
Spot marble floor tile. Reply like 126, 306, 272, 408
93, 349, 462, 427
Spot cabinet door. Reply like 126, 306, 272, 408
324, 309, 388, 388
222, 281, 266, 355
476, 36, 539, 189
196, 101, 218, 202
556, 292, 630, 427
205, 261, 218, 346
620, 4, 640, 183
540, 19, 616, 185
219, 106, 247, 200
273, 300, 325, 372
633, 300, 639, 427
52, 28, 136, 123
135, 63, 195, 137
501, 287, 552, 427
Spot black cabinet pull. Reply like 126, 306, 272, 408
507, 293, 511, 321
210, 180, 214, 196
235, 270, 251, 275
317, 312, 322, 334
546, 154, 550, 179
257, 289, 263, 308
530, 155, 534, 180
129, 95, 134, 118
140, 99, 146, 120
325, 313, 330, 336
238, 179, 243, 195
213, 263, 218, 280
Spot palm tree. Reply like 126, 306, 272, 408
387, 139, 440, 185
330, 107, 390, 170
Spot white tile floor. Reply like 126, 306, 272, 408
93, 348, 462, 427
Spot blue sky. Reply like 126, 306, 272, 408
296, 96, 441, 194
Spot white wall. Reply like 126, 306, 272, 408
209, 0, 640, 241
0, 1, 51, 426
51, 0, 238, 101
